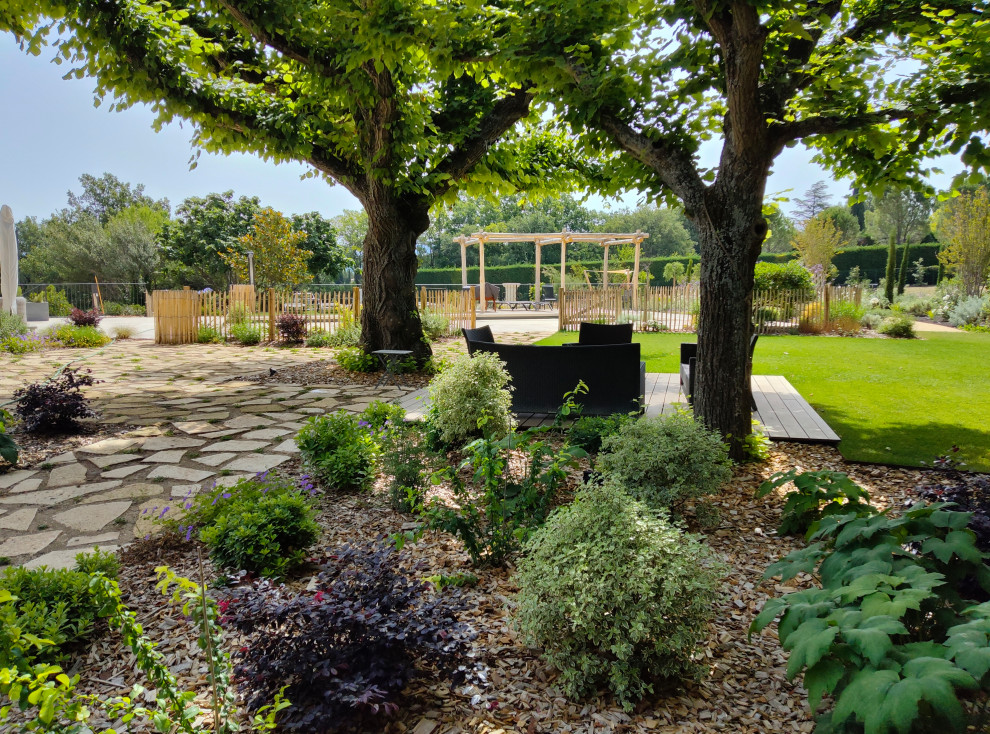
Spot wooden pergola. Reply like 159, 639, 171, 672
454, 230, 650, 305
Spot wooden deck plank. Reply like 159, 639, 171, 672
392, 374, 839, 444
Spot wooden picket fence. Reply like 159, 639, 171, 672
153, 285, 478, 344
558, 285, 863, 334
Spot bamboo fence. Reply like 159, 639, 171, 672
558, 285, 863, 334
153, 290, 201, 344
419, 286, 476, 334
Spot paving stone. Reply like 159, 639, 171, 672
193, 452, 236, 467
0, 481, 124, 506
213, 474, 252, 487
200, 428, 246, 439
308, 398, 343, 409
128, 426, 164, 437
201, 440, 269, 452
81, 483, 163, 504
340, 402, 376, 412
0, 508, 39, 531
240, 428, 291, 440
146, 466, 215, 483
0, 530, 62, 558
142, 450, 188, 464
271, 439, 299, 454
224, 454, 290, 473
299, 407, 326, 414
54, 501, 131, 533
280, 421, 307, 430
67, 532, 120, 547
26, 546, 119, 571
0, 469, 37, 490
170, 484, 202, 499
224, 415, 275, 429
134, 500, 184, 539
47, 463, 89, 488
77, 438, 140, 455
48, 452, 77, 465
172, 420, 218, 434
142, 436, 206, 451
262, 412, 306, 421
88, 454, 139, 469
9, 478, 44, 494
183, 412, 230, 421
237, 398, 276, 407
100, 465, 147, 481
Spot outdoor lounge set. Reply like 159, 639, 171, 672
462, 323, 645, 415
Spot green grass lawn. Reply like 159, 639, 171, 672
537, 330, 990, 472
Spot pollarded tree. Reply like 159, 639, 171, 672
3, 1, 564, 359
505, 0, 990, 456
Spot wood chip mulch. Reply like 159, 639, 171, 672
53, 442, 952, 733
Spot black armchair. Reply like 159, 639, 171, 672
578, 322, 633, 345
680, 335, 759, 407
462, 325, 495, 355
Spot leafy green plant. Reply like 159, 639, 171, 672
231, 321, 262, 345
424, 352, 513, 447
0, 408, 17, 465
420, 311, 451, 340
304, 328, 332, 347
44, 324, 111, 348
567, 412, 632, 454
359, 400, 406, 430
297, 411, 376, 491
335, 346, 377, 372
757, 469, 875, 536
1, 331, 49, 354
751, 499, 990, 734
514, 482, 726, 710
28, 286, 73, 317
378, 421, 435, 512
741, 420, 771, 463
878, 314, 916, 338
596, 412, 733, 514
0, 311, 28, 341
197, 325, 225, 344
409, 429, 585, 566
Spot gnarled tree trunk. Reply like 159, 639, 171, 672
358, 188, 432, 361
693, 173, 768, 461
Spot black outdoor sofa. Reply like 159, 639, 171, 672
462, 325, 645, 415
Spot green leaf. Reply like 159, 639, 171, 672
842, 616, 906, 665
0, 432, 18, 464
784, 619, 838, 679
804, 658, 845, 711
832, 668, 899, 730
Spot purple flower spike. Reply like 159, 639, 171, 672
185, 525, 193, 541
222, 492, 232, 499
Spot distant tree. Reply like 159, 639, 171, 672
792, 181, 834, 223
289, 212, 351, 282
934, 188, 990, 296
866, 188, 933, 246
662, 261, 686, 286
849, 188, 867, 231
158, 192, 262, 290
329, 209, 369, 279
897, 242, 911, 295
885, 236, 897, 303
222, 209, 313, 291
762, 208, 797, 254
820, 206, 861, 248
597, 205, 696, 258
66, 172, 168, 225
14, 217, 46, 279
791, 215, 844, 288
104, 205, 168, 284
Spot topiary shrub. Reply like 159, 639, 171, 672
878, 313, 916, 338
596, 412, 732, 514
514, 482, 726, 710
297, 411, 376, 491
67, 308, 103, 327
425, 352, 513, 446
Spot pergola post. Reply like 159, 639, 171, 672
603, 245, 610, 290
478, 233, 487, 311
534, 239, 542, 300
560, 230, 567, 293
458, 236, 468, 288
632, 230, 643, 308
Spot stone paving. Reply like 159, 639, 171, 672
0, 341, 414, 570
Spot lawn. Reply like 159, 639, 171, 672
537, 330, 990, 472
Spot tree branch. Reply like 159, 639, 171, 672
770, 107, 915, 153
428, 85, 536, 198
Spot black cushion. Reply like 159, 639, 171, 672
578, 322, 634, 345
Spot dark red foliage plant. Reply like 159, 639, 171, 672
68, 308, 103, 327
275, 313, 307, 342
13, 367, 100, 433
223, 541, 477, 731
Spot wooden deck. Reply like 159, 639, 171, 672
396, 373, 840, 444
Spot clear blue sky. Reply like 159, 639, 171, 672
0, 31, 964, 224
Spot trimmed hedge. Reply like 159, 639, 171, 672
415, 243, 943, 286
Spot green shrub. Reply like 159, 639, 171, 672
297, 411, 376, 491
878, 313, 916, 338
861, 311, 884, 330
111, 325, 136, 339
596, 412, 733, 513
227, 304, 251, 325
567, 413, 632, 454
230, 321, 262, 345
895, 294, 935, 316
28, 286, 73, 317
43, 324, 111, 348
0, 550, 119, 669
741, 420, 771, 463
379, 422, 434, 512
828, 300, 865, 333
753, 261, 815, 294
514, 483, 726, 709
756, 469, 874, 536
420, 311, 451, 340
1, 332, 48, 354
425, 352, 513, 446
335, 346, 377, 372
198, 485, 320, 579
0, 311, 27, 341
196, 325, 225, 344
305, 328, 333, 347
359, 400, 406, 430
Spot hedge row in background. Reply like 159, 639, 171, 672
415, 243, 943, 286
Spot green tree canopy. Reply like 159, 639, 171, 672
865, 187, 934, 246
65, 172, 169, 225
597, 205, 696, 258
222, 208, 313, 291
289, 212, 351, 283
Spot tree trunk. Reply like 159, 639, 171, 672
359, 191, 432, 361
693, 186, 767, 461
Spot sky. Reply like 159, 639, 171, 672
0, 31, 966, 225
